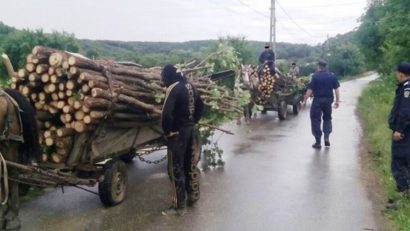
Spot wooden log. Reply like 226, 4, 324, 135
36, 64, 49, 74
1, 53, 16, 79
84, 97, 111, 109
67, 97, 75, 106
57, 101, 65, 109
44, 121, 52, 129
48, 66, 55, 75
45, 137, 54, 146
63, 105, 74, 114
50, 75, 58, 83
21, 86, 30, 96
49, 52, 67, 67
88, 80, 109, 90
68, 56, 102, 72
79, 72, 107, 83
25, 63, 36, 72
34, 102, 43, 110
51, 153, 64, 164
73, 101, 82, 110
45, 83, 56, 93
58, 91, 66, 100
64, 113, 73, 123
57, 128, 75, 137
66, 80, 76, 90
91, 87, 112, 100
55, 137, 73, 148
38, 92, 47, 101
30, 93, 38, 102
82, 105, 90, 113
26, 54, 34, 64
118, 94, 162, 114
58, 82, 65, 91
90, 111, 107, 120
51, 93, 59, 101
28, 73, 40, 82
10, 83, 17, 89
41, 153, 48, 162
18, 68, 28, 78
32, 54, 49, 64
81, 84, 90, 94
32, 46, 58, 56
60, 114, 66, 124
73, 121, 87, 133
62, 61, 70, 70
56, 148, 67, 156
55, 67, 64, 77
41, 73, 50, 83
66, 90, 73, 97
74, 110, 85, 120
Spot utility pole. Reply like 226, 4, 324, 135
270, 0, 276, 56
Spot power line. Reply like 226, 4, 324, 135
236, 0, 270, 18
276, 1, 320, 38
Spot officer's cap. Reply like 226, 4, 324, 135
318, 59, 327, 67
396, 62, 410, 75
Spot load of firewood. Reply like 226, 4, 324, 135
10, 46, 241, 164
246, 65, 306, 105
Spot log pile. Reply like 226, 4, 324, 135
11, 46, 241, 164
246, 64, 306, 105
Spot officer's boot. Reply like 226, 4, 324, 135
324, 134, 330, 147
312, 137, 321, 149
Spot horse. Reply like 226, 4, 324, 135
240, 64, 259, 122
0, 88, 40, 230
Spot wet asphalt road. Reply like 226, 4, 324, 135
21, 74, 380, 231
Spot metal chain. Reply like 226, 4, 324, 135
135, 145, 167, 164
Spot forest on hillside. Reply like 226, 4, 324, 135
0, 21, 366, 83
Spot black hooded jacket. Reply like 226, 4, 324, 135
161, 65, 204, 135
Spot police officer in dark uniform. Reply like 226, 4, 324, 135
161, 64, 204, 215
388, 62, 410, 196
258, 43, 275, 75
302, 60, 340, 149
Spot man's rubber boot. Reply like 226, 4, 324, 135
312, 143, 321, 149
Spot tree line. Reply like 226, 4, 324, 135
0, 20, 368, 85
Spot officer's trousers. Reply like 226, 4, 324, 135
167, 126, 201, 209
391, 132, 410, 192
310, 97, 333, 142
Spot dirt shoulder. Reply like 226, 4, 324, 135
358, 133, 394, 231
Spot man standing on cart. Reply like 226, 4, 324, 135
258, 43, 275, 75
161, 64, 204, 216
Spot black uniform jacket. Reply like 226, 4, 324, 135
162, 81, 204, 135
389, 79, 410, 133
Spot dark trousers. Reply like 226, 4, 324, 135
391, 133, 410, 192
310, 97, 333, 143
167, 126, 200, 209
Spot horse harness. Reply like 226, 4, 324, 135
0, 90, 23, 142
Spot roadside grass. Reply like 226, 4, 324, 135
358, 75, 410, 231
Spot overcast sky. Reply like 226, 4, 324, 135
0, 0, 368, 45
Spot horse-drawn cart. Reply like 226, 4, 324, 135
241, 64, 307, 120
7, 120, 166, 207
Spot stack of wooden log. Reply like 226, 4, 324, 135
245, 64, 306, 105
11, 46, 240, 164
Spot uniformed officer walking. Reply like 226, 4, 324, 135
388, 62, 410, 196
302, 60, 340, 149
161, 64, 204, 215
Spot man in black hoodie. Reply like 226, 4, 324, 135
161, 64, 204, 215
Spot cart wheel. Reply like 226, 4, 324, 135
278, 101, 288, 120
98, 159, 128, 207
120, 151, 136, 163
261, 108, 267, 114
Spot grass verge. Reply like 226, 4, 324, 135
358, 75, 410, 231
